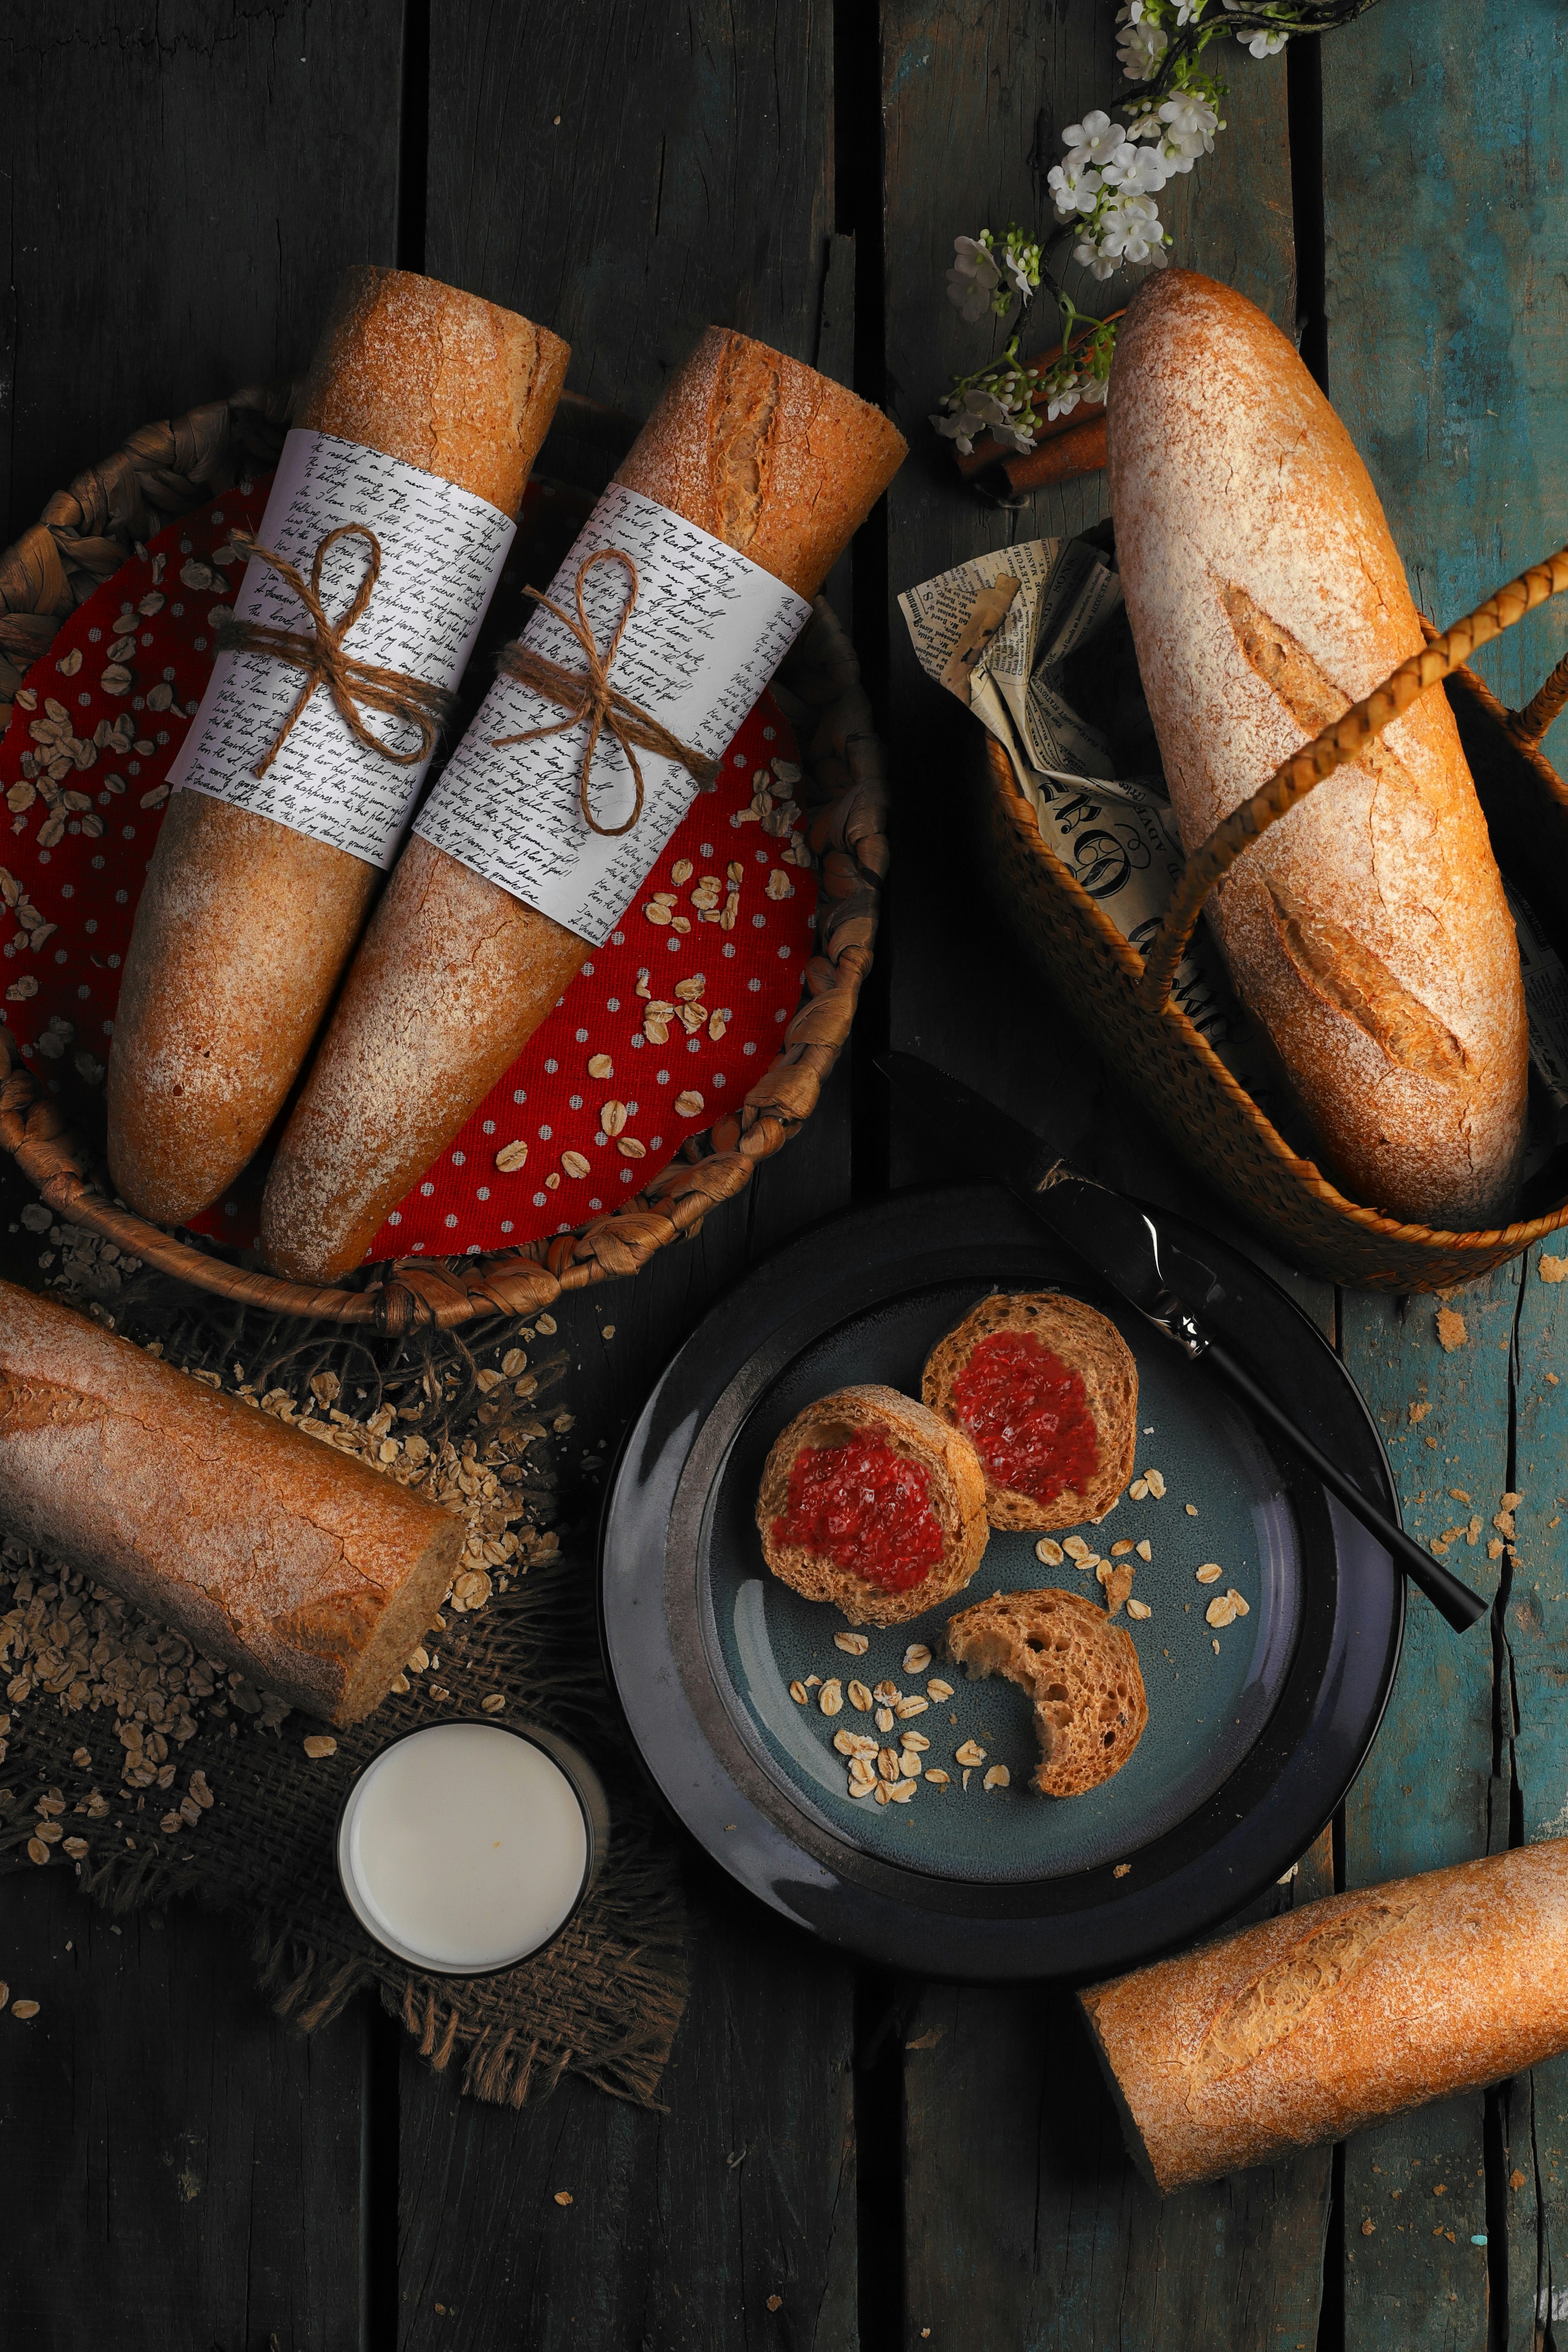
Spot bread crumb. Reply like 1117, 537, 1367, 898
554, 2190, 573, 2206
302, 1735, 337, 1759
767, 2295, 783, 2312
1540, 1254, 1568, 1282
1185, 1504, 1198, 1516
1361, 2220, 1375, 2237
1410, 1400, 1432, 1423
1549, 1373, 1561, 1386
1113, 1862, 1130, 1878
1511, 2168, 1528, 2190
1436, 1309, 1468, 1352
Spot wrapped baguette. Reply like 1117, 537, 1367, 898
0, 1279, 462, 1723
1109, 271, 1527, 1227
107, 266, 570, 1228
1079, 1841, 1568, 2192
257, 329, 906, 1285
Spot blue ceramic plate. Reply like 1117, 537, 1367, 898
599, 1184, 1404, 1980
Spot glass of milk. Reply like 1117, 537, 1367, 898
335, 1719, 608, 1974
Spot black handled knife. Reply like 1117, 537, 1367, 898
877, 1051, 1487, 1635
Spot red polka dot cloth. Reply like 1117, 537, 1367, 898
0, 477, 817, 1262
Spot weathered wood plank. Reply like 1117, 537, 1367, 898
405, 11, 859, 2344
880, 8, 1324, 2345
0, 1870, 365, 2351
0, 0, 407, 543
1323, 6, 1568, 2336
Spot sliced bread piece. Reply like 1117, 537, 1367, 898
945, 1586, 1149, 1797
923, 1292, 1137, 1531
756, 1383, 989, 1628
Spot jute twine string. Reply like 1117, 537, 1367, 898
217, 522, 458, 778
493, 548, 719, 839
1138, 542, 1568, 1012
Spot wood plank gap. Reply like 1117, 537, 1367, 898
853, 1967, 910, 2352
363, 1994, 403, 2352
396, 0, 431, 273
1320, 2137, 1347, 2352
1285, 32, 1328, 389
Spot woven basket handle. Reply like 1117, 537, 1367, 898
1137, 543, 1568, 1012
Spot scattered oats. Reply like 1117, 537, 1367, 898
62, 1836, 88, 1859
875, 1705, 895, 1733
671, 859, 694, 884
877, 1747, 900, 1782
847, 1771, 876, 1799
924, 1769, 950, 1785
1129, 1478, 1149, 1501
1126, 1597, 1152, 1620
1063, 1536, 1091, 1561
1196, 1563, 1223, 1584
1135, 1539, 1152, 1561
481, 1693, 507, 1714
554, 2190, 573, 2207
886, 1776, 916, 1804
894, 1695, 929, 1720
10, 2000, 40, 2020
72, 1747, 90, 1768
955, 1739, 986, 1767
1212, 1637, 1221, 1654
675, 1090, 705, 1118
26, 1838, 48, 1865
599, 1098, 628, 1136
789, 1680, 808, 1705
560, 1150, 591, 1179
902, 1644, 933, 1674
900, 1731, 931, 1752
818, 1679, 843, 1717
834, 1630, 870, 1655
962, 1769, 972, 1790
1225, 1588, 1250, 1617
926, 1679, 954, 1703
1110, 1539, 1135, 1557
834, 1730, 877, 1759
617, 1136, 648, 1161
1185, 1504, 1198, 1517
898, 1751, 922, 1779
643, 899, 672, 926
303, 1735, 337, 1758
1113, 1863, 1131, 1879
804, 1674, 822, 1688
1143, 1468, 1166, 1498
587, 1053, 614, 1080
1205, 1596, 1237, 1629
873, 1680, 900, 1703
495, 1140, 529, 1173
1035, 1537, 1065, 1566
848, 1681, 872, 1712
983, 1764, 1011, 1790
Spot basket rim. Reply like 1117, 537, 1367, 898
983, 732, 1568, 1263
0, 383, 885, 1332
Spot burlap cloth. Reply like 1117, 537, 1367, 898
0, 1243, 688, 2109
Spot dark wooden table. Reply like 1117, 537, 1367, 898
5, 3, 1568, 2345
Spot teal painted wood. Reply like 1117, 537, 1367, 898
1322, 1, 1568, 756
1325, 4, 1568, 2338
1498, 1245, 1568, 2344
1334, 1271, 1517, 2351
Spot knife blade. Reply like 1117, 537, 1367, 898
877, 1050, 1487, 1635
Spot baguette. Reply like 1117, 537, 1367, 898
107, 267, 569, 1227
0, 1277, 462, 1723
922, 1291, 1136, 1530
944, 1586, 1148, 1795
1079, 1840, 1568, 2193
1108, 270, 1527, 1227
257, 330, 907, 1284
755, 1383, 988, 1629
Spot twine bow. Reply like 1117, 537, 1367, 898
492, 548, 719, 838
218, 524, 458, 780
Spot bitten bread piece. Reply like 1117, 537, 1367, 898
258, 331, 908, 1285
923, 1291, 1137, 1531
108, 266, 570, 1228
755, 1383, 988, 1629
1080, 1840, 1568, 2193
945, 1587, 1148, 1796
0, 1278, 462, 1723
1109, 271, 1527, 1227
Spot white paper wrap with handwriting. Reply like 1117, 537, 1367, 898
167, 428, 514, 868
414, 484, 812, 944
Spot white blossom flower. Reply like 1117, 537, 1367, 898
1159, 92, 1221, 159
1079, 372, 1110, 406
1246, 27, 1288, 54
1102, 139, 1171, 194
1116, 4, 1168, 79
1063, 110, 1127, 171
1046, 383, 1083, 422
1073, 236, 1119, 283
1047, 159, 1105, 217
946, 235, 1001, 323
1097, 194, 1168, 268
991, 418, 1038, 455
999, 248, 1036, 304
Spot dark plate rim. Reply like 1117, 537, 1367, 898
597, 1181, 1405, 1981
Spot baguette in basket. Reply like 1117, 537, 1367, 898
1109, 271, 1527, 1229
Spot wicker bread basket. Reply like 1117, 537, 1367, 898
982, 545, 1568, 1292
0, 386, 884, 1331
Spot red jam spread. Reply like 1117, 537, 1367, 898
947, 1331, 1099, 1508
775, 1431, 945, 1593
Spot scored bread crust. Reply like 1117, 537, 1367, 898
259, 329, 907, 1285
108, 266, 570, 1230
755, 1383, 989, 1629
0, 1277, 462, 1725
945, 1586, 1148, 1797
1078, 1840, 1568, 2193
1108, 270, 1527, 1230
922, 1292, 1137, 1531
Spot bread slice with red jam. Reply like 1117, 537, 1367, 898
922, 1292, 1137, 1532
945, 1586, 1148, 1796
756, 1383, 989, 1628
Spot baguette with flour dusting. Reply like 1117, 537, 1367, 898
107, 267, 569, 1228
0, 1278, 462, 1723
257, 330, 907, 1284
1109, 271, 1527, 1228
1080, 1840, 1568, 2192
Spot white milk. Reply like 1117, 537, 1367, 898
337, 1723, 589, 1972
